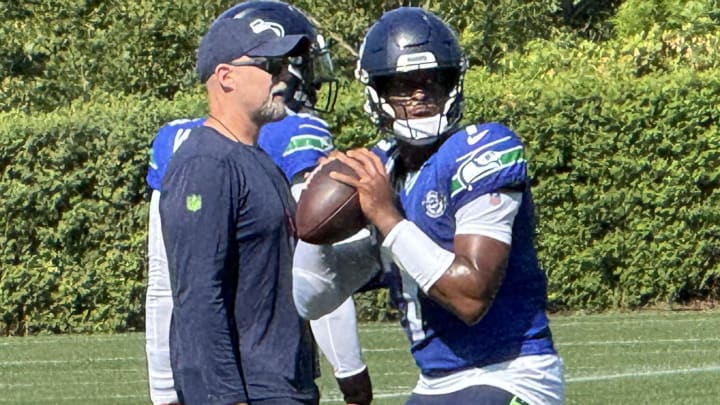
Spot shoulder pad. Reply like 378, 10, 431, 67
147, 117, 205, 191
437, 122, 528, 201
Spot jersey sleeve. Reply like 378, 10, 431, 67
441, 122, 528, 212
258, 114, 334, 182
147, 124, 176, 191
159, 155, 248, 402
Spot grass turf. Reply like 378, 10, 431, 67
1, 310, 719, 404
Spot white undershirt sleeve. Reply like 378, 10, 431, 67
382, 191, 522, 293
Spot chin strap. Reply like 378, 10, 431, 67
392, 113, 449, 142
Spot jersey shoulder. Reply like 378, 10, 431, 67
370, 138, 397, 168
259, 114, 332, 154
151, 118, 206, 157
436, 122, 527, 201
258, 113, 334, 182
147, 117, 206, 191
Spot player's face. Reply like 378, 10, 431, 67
378, 69, 453, 120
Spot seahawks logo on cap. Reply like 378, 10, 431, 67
248, 18, 285, 37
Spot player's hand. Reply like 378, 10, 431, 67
314, 150, 341, 167
305, 150, 342, 182
330, 148, 403, 236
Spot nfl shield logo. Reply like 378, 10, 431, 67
186, 194, 202, 212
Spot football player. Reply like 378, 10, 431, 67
144, 2, 371, 404
297, 7, 566, 405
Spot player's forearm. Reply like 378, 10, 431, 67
293, 232, 380, 319
427, 259, 503, 325
382, 220, 453, 292
432, 235, 510, 324
382, 220, 508, 325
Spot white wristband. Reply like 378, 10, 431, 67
382, 220, 455, 293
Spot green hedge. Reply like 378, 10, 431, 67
2, 1, 720, 334
3, 66, 718, 333
0, 93, 205, 335
463, 29, 720, 310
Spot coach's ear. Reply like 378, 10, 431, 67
213, 64, 236, 91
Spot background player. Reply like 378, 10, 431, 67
144, 2, 371, 404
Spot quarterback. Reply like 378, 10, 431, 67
298, 7, 566, 405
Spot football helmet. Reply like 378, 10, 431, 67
355, 7, 467, 145
218, 0, 337, 113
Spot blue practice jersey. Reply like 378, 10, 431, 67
258, 112, 333, 182
146, 118, 206, 191
373, 122, 556, 376
146, 113, 332, 191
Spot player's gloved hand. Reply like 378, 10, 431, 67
337, 367, 373, 405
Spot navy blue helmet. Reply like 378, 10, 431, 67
216, 0, 337, 113
355, 7, 467, 144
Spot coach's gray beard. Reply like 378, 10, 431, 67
253, 86, 287, 125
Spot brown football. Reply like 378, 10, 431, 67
295, 159, 367, 245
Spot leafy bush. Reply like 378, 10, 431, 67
0, 0, 224, 113
2, 1, 720, 334
0, 92, 205, 335
3, 0, 610, 113
465, 32, 720, 310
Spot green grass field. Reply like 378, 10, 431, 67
1, 310, 719, 404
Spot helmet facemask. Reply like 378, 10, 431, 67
285, 34, 338, 113
364, 66, 466, 146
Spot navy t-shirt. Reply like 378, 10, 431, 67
159, 125, 317, 404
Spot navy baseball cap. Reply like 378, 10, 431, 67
196, 2, 311, 83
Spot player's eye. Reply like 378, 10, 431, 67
376, 68, 456, 100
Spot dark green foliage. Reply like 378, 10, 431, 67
0, 93, 206, 335
0, 1, 227, 113
464, 28, 720, 310
3, 0, 618, 113
2, 1, 720, 334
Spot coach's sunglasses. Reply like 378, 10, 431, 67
228, 57, 289, 77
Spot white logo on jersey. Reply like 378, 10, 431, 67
467, 128, 490, 145
249, 18, 285, 37
173, 128, 191, 153
422, 190, 447, 218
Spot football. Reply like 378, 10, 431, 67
295, 159, 367, 245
